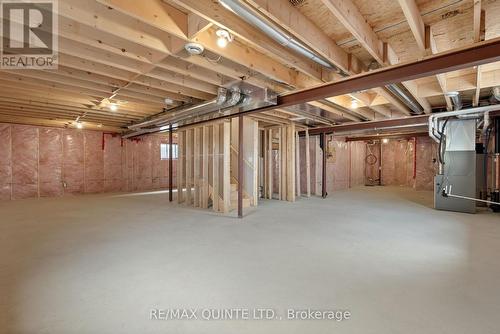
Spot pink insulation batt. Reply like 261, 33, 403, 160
0, 123, 175, 201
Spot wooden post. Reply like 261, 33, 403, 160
168, 124, 173, 202
177, 130, 185, 204
223, 120, 231, 213
238, 115, 244, 218
202, 126, 209, 209
213, 123, 220, 212
305, 129, 311, 197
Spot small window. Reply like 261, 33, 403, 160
161, 143, 178, 160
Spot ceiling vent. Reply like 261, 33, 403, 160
184, 42, 204, 55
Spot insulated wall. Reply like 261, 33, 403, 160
299, 135, 437, 194
0, 123, 177, 201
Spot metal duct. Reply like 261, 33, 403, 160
492, 87, 500, 102
219, 0, 337, 71
385, 84, 424, 114
220, 0, 425, 116
445, 91, 462, 110
124, 82, 278, 138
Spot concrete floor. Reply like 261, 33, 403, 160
1, 187, 499, 334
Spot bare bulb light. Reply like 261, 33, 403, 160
351, 99, 358, 109
216, 29, 232, 48
382, 138, 389, 144
76, 122, 83, 129
217, 36, 228, 48
109, 104, 118, 112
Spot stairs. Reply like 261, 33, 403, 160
230, 181, 251, 210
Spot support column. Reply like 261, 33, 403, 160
194, 127, 201, 207
305, 129, 311, 197
320, 132, 327, 199
278, 127, 282, 200
213, 123, 220, 212
296, 131, 301, 197
177, 130, 184, 204
168, 124, 173, 202
202, 126, 209, 209
186, 129, 193, 205
238, 115, 244, 218
268, 129, 273, 200
223, 120, 231, 213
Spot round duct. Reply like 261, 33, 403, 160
184, 42, 204, 55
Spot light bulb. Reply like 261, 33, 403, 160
76, 122, 83, 129
217, 36, 228, 48
351, 99, 358, 109
382, 138, 389, 144
109, 104, 118, 112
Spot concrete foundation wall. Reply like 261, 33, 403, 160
0, 123, 177, 201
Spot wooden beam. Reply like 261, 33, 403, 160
96, 0, 188, 39
170, 0, 323, 81
397, 0, 426, 51
320, 0, 390, 65
473, 0, 482, 43
98, 0, 304, 88
187, 13, 212, 39
239, 0, 355, 74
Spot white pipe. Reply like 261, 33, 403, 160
444, 185, 500, 205
428, 105, 500, 143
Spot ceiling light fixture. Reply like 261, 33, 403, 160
109, 103, 118, 112
216, 28, 233, 48
350, 99, 358, 109
76, 122, 83, 129
382, 138, 389, 144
